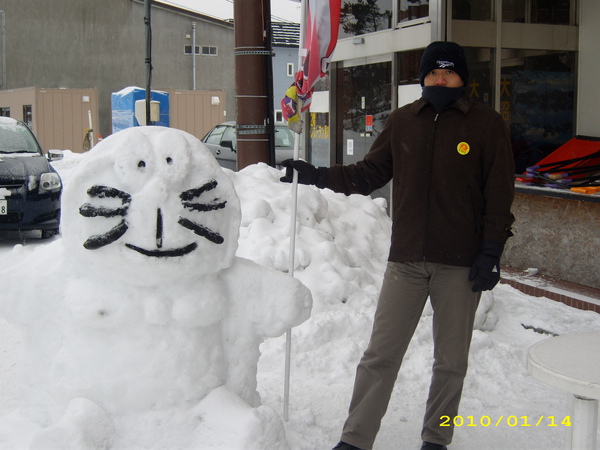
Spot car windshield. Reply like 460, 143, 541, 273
0, 122, 42, 154
274, 126, 295, 148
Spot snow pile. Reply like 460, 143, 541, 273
0, 127, 312, 449
0, 126, 599, 449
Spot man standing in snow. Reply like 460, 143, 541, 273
280, 41, 515, 450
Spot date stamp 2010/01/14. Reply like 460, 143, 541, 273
440, 415, 572, 427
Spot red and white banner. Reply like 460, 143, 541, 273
281, 0, 341, 129
298, 0, 341, 110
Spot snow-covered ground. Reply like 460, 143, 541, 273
0, 145, 599, 449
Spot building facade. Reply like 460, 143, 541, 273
312, 0, 598, 177
0, 0, 235, 141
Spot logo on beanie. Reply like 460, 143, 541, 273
457, 142, 470, 155
437, 60, 455, 69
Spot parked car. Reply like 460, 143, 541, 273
201, 121, 297, 170
0, 117, 63, 238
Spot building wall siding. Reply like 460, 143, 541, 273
0, 0, 235, 138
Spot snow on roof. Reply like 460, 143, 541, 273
271, 22, 300, 47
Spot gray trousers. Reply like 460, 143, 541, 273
341, 261, 481, 449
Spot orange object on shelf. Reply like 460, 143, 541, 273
570, 186, 600, 194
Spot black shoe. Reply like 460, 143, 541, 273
332, 441, 364, 450
420, 442, 448, 450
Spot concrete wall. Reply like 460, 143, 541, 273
503, 189, 600, 289
0, 0, 235, 138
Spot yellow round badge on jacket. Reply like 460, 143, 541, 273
457, 141, 470, 155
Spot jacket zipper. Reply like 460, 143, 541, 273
422, 113, 439, 261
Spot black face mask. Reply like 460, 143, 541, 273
422, 86, 465, 113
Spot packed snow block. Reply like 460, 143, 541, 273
111, 86, 169, 133
0, 126, 312, 449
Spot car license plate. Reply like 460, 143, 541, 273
0, 199, 6, 215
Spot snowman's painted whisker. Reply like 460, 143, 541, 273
179, 180, 217, 201
83, 220, 129, 250
180, 180, 227, 212
79, 203, 128, 218
181, 200, 226, 212
79, 185, 132, 249
178, 217, 224, 244
79, 185, 131, 218
87, 185, 131, 201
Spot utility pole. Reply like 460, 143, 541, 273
233, 0, 274, 170
1, 11, 6, 89
144, 0, 152, 125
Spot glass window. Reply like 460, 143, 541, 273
503, 0, 574, 24
501, 50, 575, 172
309, 111, 331, 166
335, 61, 392, 205
204, 125, 226, 144
222, 124, 236, 145
274, 126, 295, 147
452, 0, 493, 20
23, 105, 33, 127
503, 0, 527, 22
340, 0, 393, 38
464, 47, 493, 108
201, 46, 218, 56
184, 45, 200, 55
397, 49, 424, 85
0, 121, 41, 154
454, 2, 574, 24
398, 0, 429, 24
531, 0, 572, 25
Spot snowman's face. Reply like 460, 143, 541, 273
61, 126, 241, 282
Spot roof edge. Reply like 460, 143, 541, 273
131, 0, 234, 28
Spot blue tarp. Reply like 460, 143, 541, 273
111, 86, 170, 133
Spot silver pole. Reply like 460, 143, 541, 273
284, 0, 307, 423
192, 22, 196, 90
1, 11, 6, 89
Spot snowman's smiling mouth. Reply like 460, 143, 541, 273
125, 242, 198, 258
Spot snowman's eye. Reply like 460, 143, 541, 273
138, 160, 146, 170
166, 157, 173, 165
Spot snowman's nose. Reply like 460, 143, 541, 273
156, 208, 163, 249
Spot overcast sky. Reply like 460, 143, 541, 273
160, 0, 302, 22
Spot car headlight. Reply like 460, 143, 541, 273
40, 172, 62, 192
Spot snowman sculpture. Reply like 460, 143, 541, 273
0, 126, 312, 449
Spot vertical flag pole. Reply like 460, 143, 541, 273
284, 0, 307, 423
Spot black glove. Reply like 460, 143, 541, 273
469, 241, 503, 292
279, 159, 328, 189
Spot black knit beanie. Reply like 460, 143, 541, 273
418, 41, 469, 87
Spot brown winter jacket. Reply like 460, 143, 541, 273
325, 93, 515, 267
